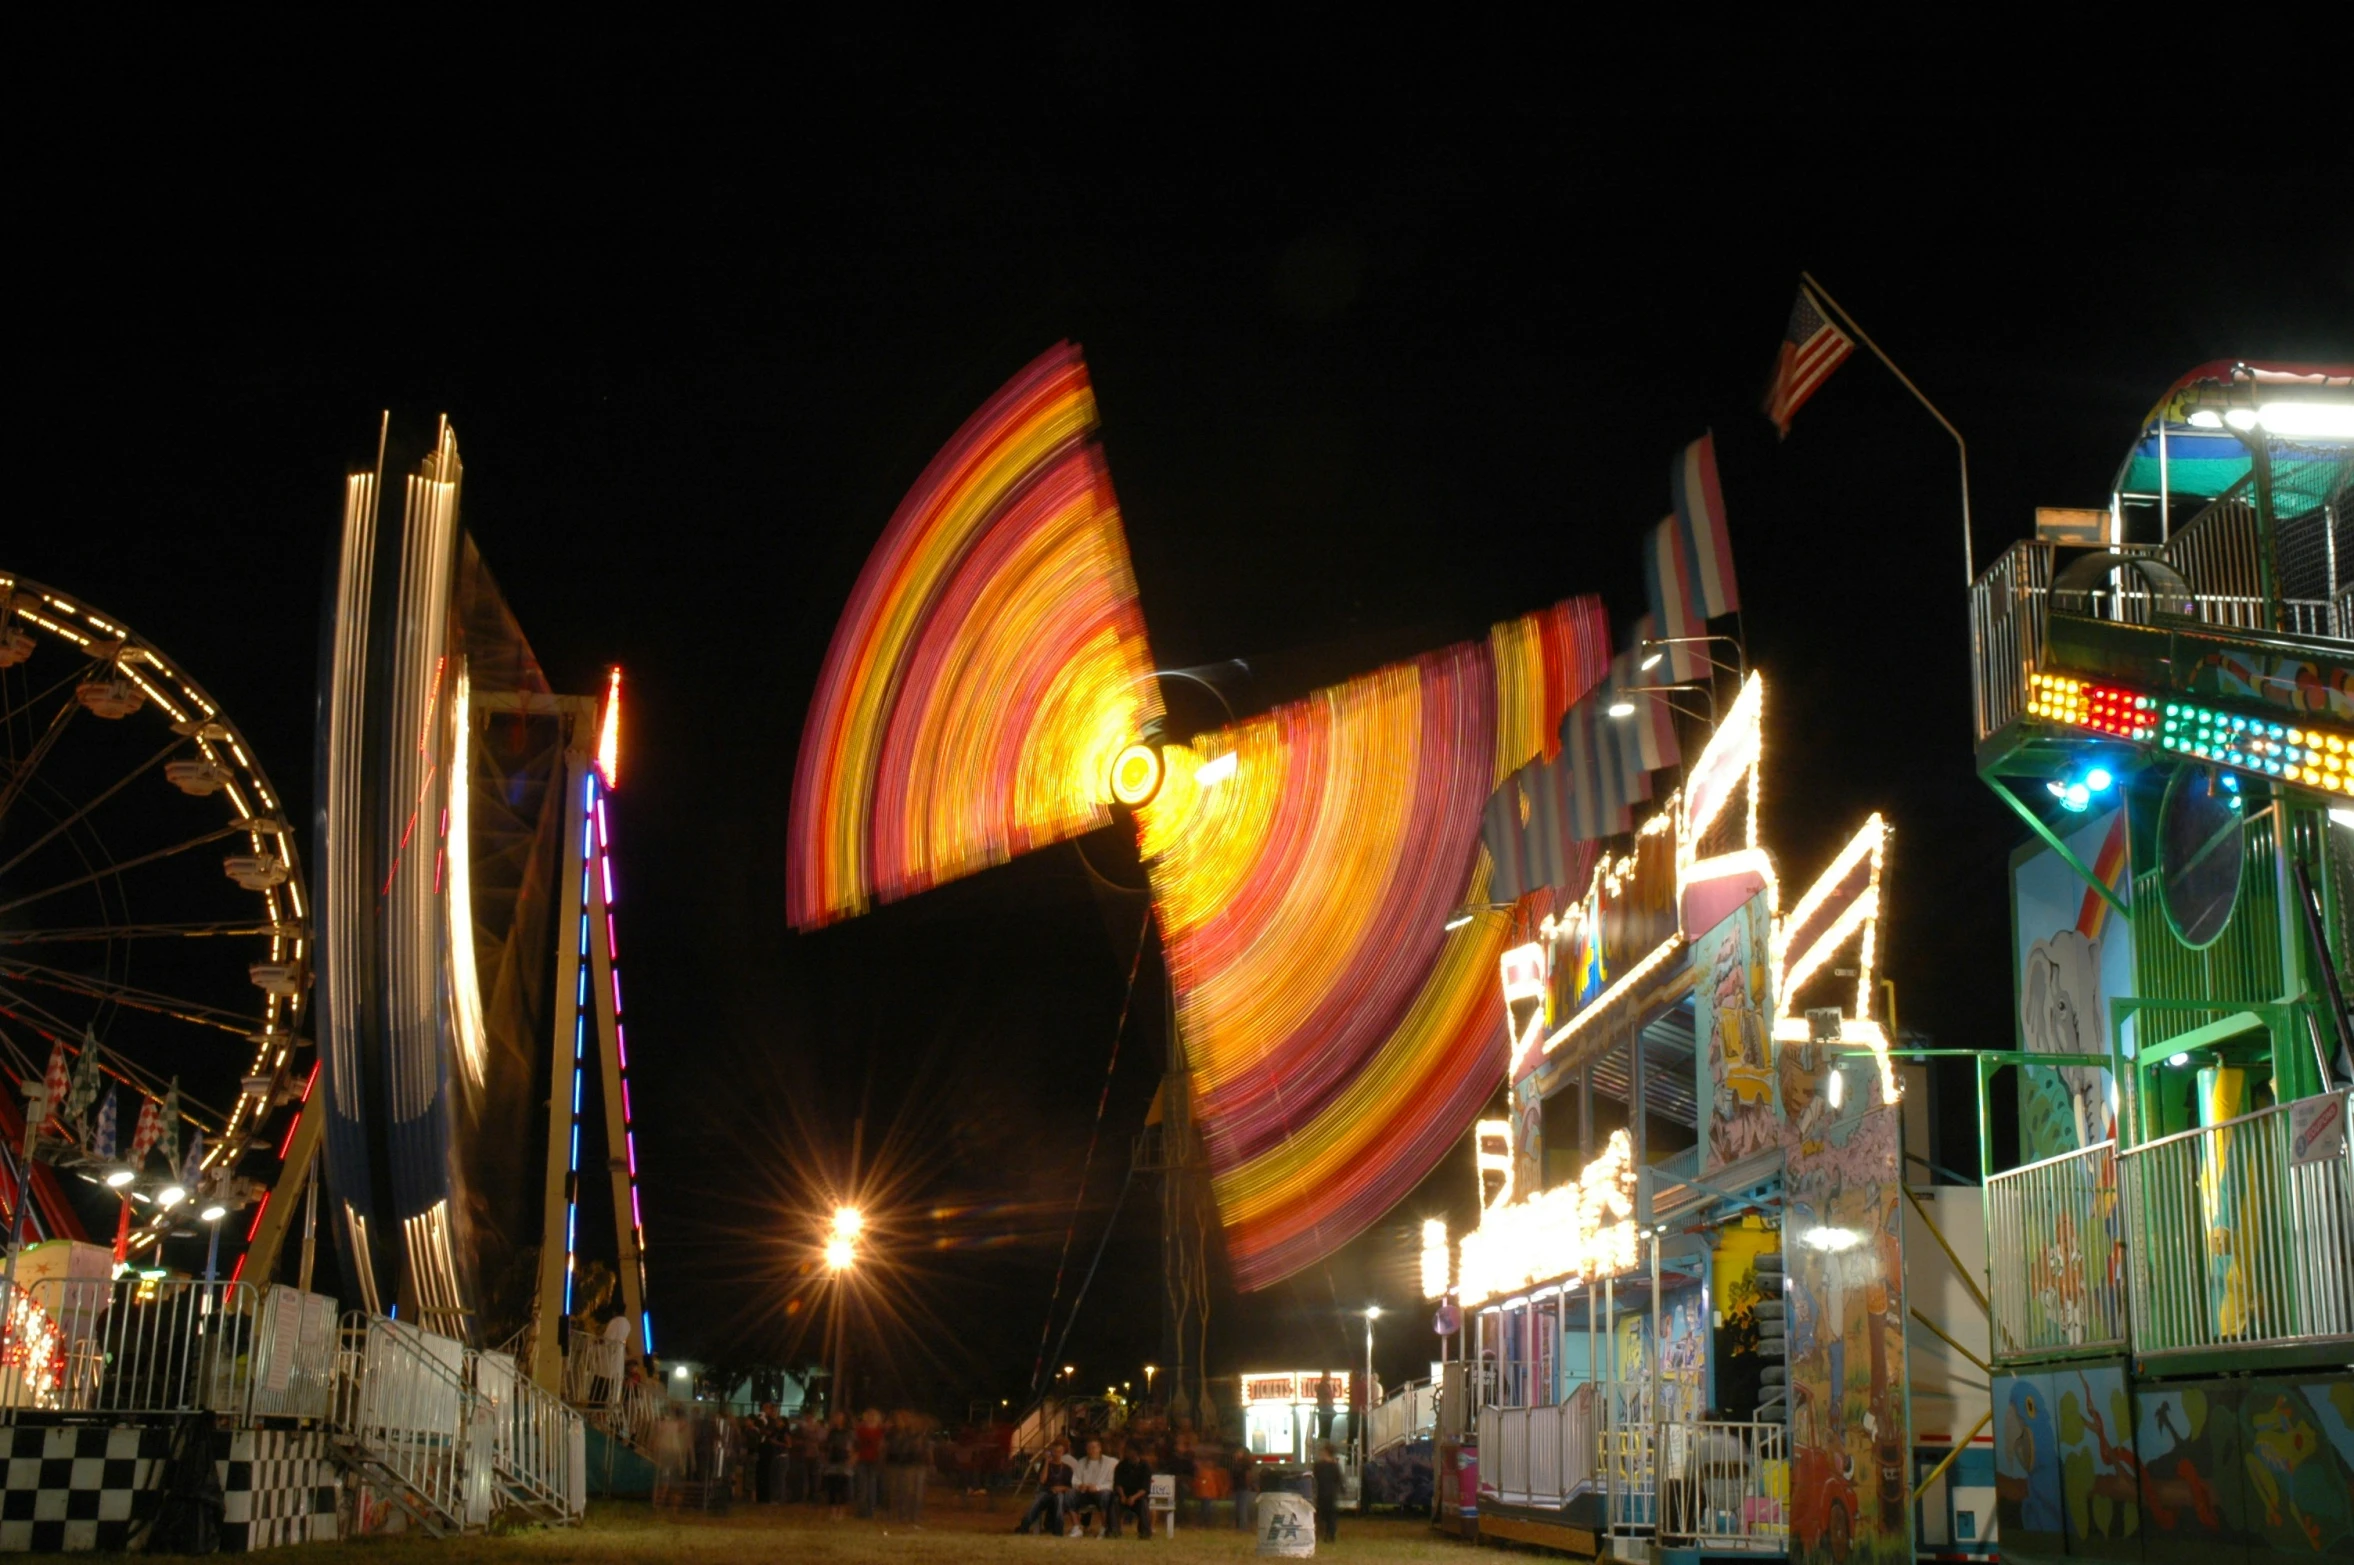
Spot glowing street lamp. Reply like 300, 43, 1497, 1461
1143, 1363, 1158, 1400
831, 1205, 865, 1241
824, 1234, 856, 1272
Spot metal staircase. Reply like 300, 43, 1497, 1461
326, 1312, 586, 1534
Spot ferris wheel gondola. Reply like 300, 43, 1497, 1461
0, 573, 310, 1263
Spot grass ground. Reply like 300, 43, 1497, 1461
247, 1499, 1475, 1563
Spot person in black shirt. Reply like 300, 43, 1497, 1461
1015, 1441, 1074, 1535
1112, 1444, 1155, 1539
1312, 1442, 1342, 1543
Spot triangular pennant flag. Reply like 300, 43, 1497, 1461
41, 1041, 71, 1126
65, 1029, 104, 1129
129, 1094, 162, 1163
155, 1079, 180, 1170
92, 1086, 119, 1162
181, 1129, 206, 1193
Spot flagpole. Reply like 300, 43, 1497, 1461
1800, 272, 1976, 585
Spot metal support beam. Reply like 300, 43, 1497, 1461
1913, 1409, 1995, 1503
243, 1082, 325, 1285
587, 822, 646, 1364
530, 741, 590, 1394
1983, 772, 2130, 919
1902, 1186, 1989, 1318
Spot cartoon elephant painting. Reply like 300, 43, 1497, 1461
2021, 929, 2110, 1145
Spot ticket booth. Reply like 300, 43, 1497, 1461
1239, 1370, 1352, 1461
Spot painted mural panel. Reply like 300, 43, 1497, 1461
1697, 890, 1778, 1173
2054, 1361, 2140, 1558
1659, 1281, 1707, 1422
1785, 1106, 1908, 1565
2135, 1379, 2245, 1565
1994, 1369, 2065, 1560
2012, 806, 2132, 1161
2238, 1374, 2354, 1556
2130, 1372, 2354, 1560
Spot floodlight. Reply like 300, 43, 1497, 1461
2256, 401, 2354, 440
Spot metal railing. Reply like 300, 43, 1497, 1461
333, 1313, 476, 1532
563, 1326, 629, 1407
1367, 1378, 1436, 1456
1656, 1420, 1789, 1550
1969, 492, 2345, 746
0, 1277, 338, 1422
479, 1349, 586, 1519
1475, 1383, 1596, 1508
2118, 1088, 2354, 1359
2162, 494, 2274, 631
1598, 1381, 1656, 1532
1970, 540, 2051, 741
1984, 1140, 2129, 1361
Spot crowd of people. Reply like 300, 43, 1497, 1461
649, 1400, 1348, 1543
655, 1405, 959, 1522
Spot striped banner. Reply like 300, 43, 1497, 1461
1671, 432, 1739, 618
1643, 517, 1704, 683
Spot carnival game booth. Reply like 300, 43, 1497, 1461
1968, 364, 2354, 1565
1427, 672, 1996, 1565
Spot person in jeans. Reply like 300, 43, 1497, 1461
1014, 1441, 1074, 1535
1069, 1437, 1118, 1536
1112, 1442, 1156, 1539
1229, 1445, 1257, 1531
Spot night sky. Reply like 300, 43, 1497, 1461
18, 53, 2352, 1417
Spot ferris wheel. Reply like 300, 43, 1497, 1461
0, 572, 309, 1260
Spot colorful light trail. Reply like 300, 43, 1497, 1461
788, 343, 1161, 928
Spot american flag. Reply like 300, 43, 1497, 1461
1764, 284, 1854, 437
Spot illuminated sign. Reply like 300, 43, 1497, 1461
1421, 1217, 1451, 1301
1456, 1129, 1637, 1307
1475, 1119, 1515, 1211
1241, 1372, 1351, 1406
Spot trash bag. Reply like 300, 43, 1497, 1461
1255, 1490, 1316, 1556
147, 1418, 223, 1554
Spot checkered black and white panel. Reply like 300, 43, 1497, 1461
1, 1425, 341, 1553
0, 1425, 170, 1553
221, 1428, 340, 1550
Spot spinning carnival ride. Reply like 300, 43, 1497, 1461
314, 419, 653, 1391
3, 422, 656, 1404
0, 573, 309, 1262
788, 344, 1617, 1341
